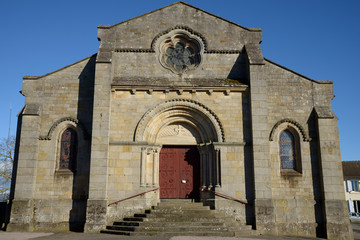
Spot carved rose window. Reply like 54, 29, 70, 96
159, 34, 202, 74
165, 43, 196, 71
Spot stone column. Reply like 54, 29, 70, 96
140, 147, 147, 187
245, 43, 276, 234
214, 147, 221, 187
198, 145, 207, 188
315, 107, 353, 240
208, 145, 213, 188
8, 104, 41, 231
84, 61, 112, 233
152, 148, 160, 187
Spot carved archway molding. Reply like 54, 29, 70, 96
151, 25, 208, 52
134, 98, 225, 144
269, 118, 311, 142
39, 116, 89, 140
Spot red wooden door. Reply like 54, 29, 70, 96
159, 146, 199, 199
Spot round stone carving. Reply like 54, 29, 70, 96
159, 32, 202, 74
165, 42, 197, 71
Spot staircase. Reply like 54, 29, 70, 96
101, 200, 257, 237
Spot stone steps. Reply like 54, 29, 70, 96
101, 229, 236, 237
114, 221, 226, 227
106, 225, 230, 232
101, 200, 257, 237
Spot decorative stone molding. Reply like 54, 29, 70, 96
314, 106, 334, 119
114, 48, 155, 53
151, 25, 208, 51
39, 117, 89, 140
140, 145, 161, 187
134, 98, 225, 143
113, 26, 243, 55
114, 48, 243, 54
157, 123, 199, 144
269, 119, 311, 142
205, 50, 242, 54
157, 31, 204, 74
23, 104, 41, 116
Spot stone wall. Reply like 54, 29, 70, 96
8, 56, 95, 232
105, 89, 247, 222
9, 2, 353, 239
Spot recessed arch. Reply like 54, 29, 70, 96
134, 98, 225, 144
151, 25, 208, 52
269, 118, 311, 142
39, 116, 89, 141
270, 119, 305, 173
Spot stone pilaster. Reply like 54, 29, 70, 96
315, 107, 353, 240
84, 61, 112, 232
8, 104, 41, 231
246, 43, 276, 234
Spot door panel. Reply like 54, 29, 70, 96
159, 148, 179, 198
159, 146, 199, 199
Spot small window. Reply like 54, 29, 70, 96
350, 200, 360, 214
60, 128, 77, 170
280, 130, 296, 170
351, 180, 360, 191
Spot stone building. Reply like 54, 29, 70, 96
343, 161, 360, 219
8, 2, 352, 239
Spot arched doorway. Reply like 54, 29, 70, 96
135, 99, 225, 200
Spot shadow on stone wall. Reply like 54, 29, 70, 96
308, 109, 327, 238
69, 54, 96, 232
227, 54, 248, 83
242, 91, 255, 227
2, 109, 23, 231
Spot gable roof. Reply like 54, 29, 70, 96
98, 1, 261, 32
265, 58, 332, 84
343, 161, 360, 178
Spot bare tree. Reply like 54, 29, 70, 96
0, 136, 15, 198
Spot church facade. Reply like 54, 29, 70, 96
9, 2, 352, 239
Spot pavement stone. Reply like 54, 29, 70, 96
353, 222, 360, 240
0, 232, 323, 240
2, 223, 360, 240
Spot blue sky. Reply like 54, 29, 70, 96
0, 0, 359, 160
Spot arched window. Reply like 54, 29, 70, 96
60, 128, 77, 170
280, 130, 296, 170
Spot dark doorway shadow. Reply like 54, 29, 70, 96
184, 146, 200, 201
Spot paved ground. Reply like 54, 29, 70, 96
0, 223, 359, 240
353, 222, 360, 240
0, 233, 323, 240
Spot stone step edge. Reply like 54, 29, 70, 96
114, 221, 227, 226
101, 229, 236, 237
142, 217, 235, 222
107, 225, 230, 231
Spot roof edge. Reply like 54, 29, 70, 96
264, 58, 332, 84
23, 54, 97, 80
99, 1, 260, 32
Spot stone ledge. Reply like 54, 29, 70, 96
280, 169, 302, 176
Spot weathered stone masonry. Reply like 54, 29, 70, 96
9, 2, 352, 239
